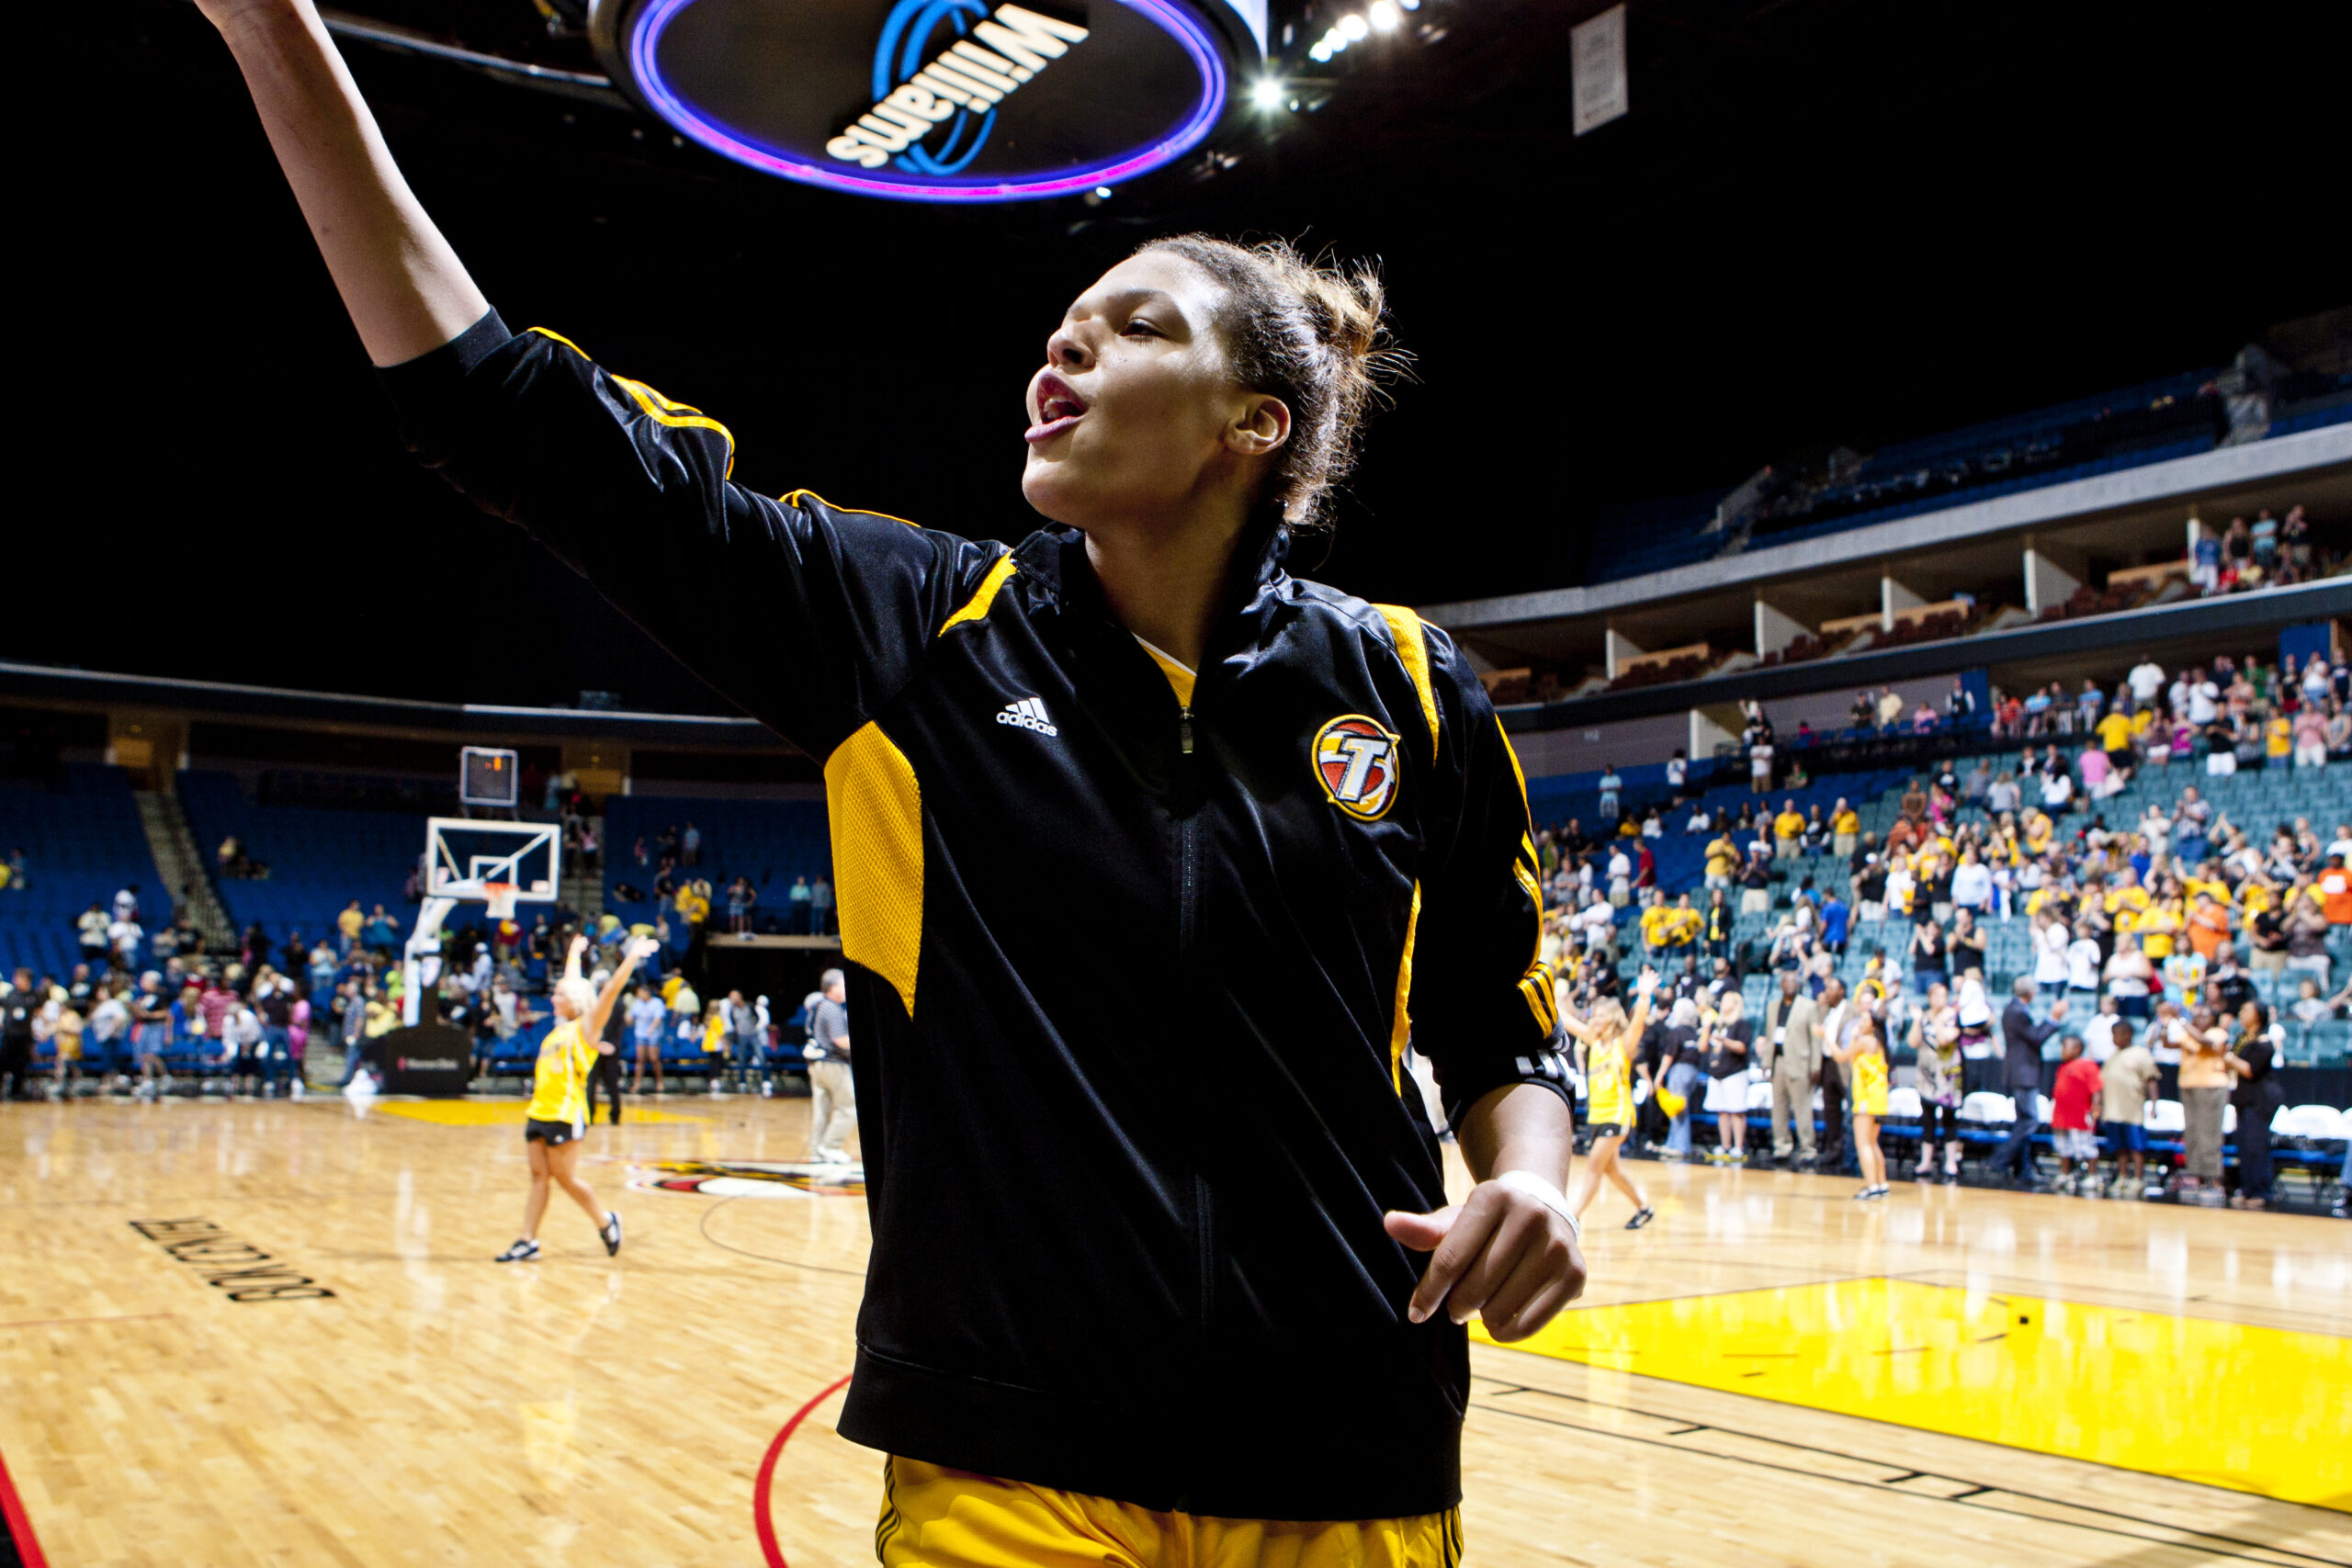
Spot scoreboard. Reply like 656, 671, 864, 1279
459, 746, 520, 809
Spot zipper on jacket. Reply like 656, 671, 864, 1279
1173, 691, 1210, 1418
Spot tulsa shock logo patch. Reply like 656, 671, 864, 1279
1312, 714, 1403, 821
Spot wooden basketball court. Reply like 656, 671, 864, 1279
2, 1094, 2345, 1565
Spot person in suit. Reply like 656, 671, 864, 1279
1764, 973, 1824, 1167
1990, 977, 2069, 1186
1812, 978, 1853, 1173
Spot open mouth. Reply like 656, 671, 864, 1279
1025, 372, 1089, 445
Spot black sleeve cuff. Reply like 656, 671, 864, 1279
377, 308, 512, 432
1442, 1033, 1577, 1134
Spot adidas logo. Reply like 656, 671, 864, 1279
995, 696, 1059, 737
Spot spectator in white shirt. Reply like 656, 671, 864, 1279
2041, 769, 2074, 811
2033, 911, 2072, 987
2300, 653, 2333, 705
1951, 850, 1991, 915
2187, 674, 2221, 726
2065, 926, 2104, 995
1578, 896, 1616, 962
2127, 659, 2165, 710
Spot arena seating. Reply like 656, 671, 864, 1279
175, 770, 426, 948
1581, 367, 2352, 587
0, 765, 171, 980
1552, 743, 2352, 1201
599, 795, 831, 925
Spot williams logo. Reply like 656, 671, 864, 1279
1312, 714, 1402, 821
612, 0, 1238, 203
827, 2, 1091, 172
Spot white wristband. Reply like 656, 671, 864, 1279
1495, 1169, 1581, 1244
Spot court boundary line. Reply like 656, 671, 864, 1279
753, 1374, 854, 1568
1883, 1267, 2352, 1335
0, 1312, 175, 1331
697, 1196, 871, 1279
1471, 1380, 2349, 1559
0, 1444, 49, 1568
1487, 1271, 2352, 1513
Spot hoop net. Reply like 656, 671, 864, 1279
482, 882, 520, 921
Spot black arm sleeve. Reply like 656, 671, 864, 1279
1402, 624, 1573, 1131
379, 311, 999, 758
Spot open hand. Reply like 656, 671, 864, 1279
1384, 1181, 1587, 1341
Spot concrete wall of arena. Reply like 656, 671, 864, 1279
1507, 674, 1965, 779
1505, 712, 1689, 779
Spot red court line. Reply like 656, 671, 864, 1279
753, 1374, 854, 1568
0, 1312, 175, 1331
0, 1445, 49, 1568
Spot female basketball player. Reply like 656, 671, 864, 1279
194, 0, 1587, 1552
1563, 969, 1658, 1229
1831, 1007, 1890, 1200
494, 934, 656, 1262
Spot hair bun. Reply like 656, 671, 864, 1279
1137, 234, 1410, 538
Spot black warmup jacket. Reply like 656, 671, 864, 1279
386, 312, 1570, 1520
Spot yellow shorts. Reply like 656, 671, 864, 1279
876, 1458, 1464, 1567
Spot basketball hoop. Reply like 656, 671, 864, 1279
482, 882, 520, 921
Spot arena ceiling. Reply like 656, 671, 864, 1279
24, 0, 2344, 712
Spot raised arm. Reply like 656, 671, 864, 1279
195, 0, 486, 365
196, 6, 992, 761
581, 939, 658, 1044
1623, 967, 1659, 1042
1555, 1004, 1602, 1046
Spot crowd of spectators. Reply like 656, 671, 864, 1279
1989, 649, 2351, 766
1510, 646, 2352, 1214
2188, 506, 2327, 594
0, 875, 798, 1103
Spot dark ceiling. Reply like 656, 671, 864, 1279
20, 0, 2345, 714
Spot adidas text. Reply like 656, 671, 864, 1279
996, 697, 1059, 737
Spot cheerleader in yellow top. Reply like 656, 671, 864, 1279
1562, 967, 1658, 1230
495, 933, 657, 1263
1829, 1006, 1890, 1200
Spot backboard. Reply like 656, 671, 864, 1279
424, 818, 560, 904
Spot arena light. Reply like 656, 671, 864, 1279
1250, 75, 1283, 107
1368, 0, 1399, 30
1338, 12, 1369, 39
